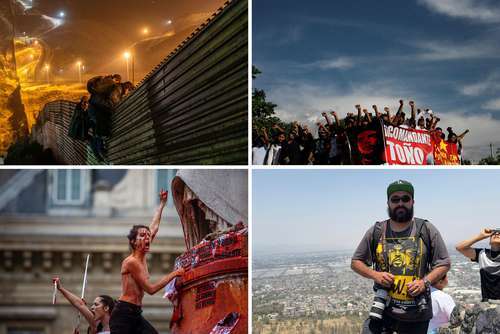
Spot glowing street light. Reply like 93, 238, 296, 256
166, 19, 172, 25
142, 27, 149, 35
44, 64, 50, 84
123, 51, 131, 81
76, 61, 82, 83
58, 11, 65, 18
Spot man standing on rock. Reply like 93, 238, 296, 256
456, 228, 500, 302
109, 190, 184, 333
351, 180, 451, 334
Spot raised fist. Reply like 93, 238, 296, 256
159, 189, 168, 204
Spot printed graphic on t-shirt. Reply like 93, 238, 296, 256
376, 236, 423, 303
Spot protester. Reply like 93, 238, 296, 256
86, 74, 133, 162
252, 100, 469, 165
109, 189, 184, 333
52, 277, 114, 334
456, 228, 500, 301
68, 96, 90, 141
351, 180, 451, 334
428, 274, 456, 334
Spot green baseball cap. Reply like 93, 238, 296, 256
387, 180, 414, 198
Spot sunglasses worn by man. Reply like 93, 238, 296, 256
389, 195, 412, 204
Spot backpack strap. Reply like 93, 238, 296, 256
414, 218, 433, 274
370, 220, 386, 269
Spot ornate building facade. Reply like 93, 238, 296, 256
0, 169, 184, 334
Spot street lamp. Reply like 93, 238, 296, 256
123, 51, 131, 81
58, 11, 65, 18
44, 64, 50, 84
76, 61, 82, 83
142, 27, 149, 35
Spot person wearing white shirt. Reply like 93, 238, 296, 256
428, 274, 456, 334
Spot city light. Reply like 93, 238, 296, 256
44, 64, 50, 84
76, 61, 82, 83
166, 19, 172, 25
124, 52, 131, 81
58, 11, 65, 18
142, 27, 149, 35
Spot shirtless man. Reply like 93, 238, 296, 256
109, 190, 184, 334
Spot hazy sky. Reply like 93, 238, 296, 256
253, 169, 500, 254
13, 0, 226, 79
253, 0, 500, 162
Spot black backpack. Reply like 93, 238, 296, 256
370, 218, 433, 275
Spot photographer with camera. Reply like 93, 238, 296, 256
351, 180, 450, 333
456, 228, 500, 301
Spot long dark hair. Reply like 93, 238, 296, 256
87, 295, 115, 334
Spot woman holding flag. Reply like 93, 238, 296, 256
52, 267, 115, 334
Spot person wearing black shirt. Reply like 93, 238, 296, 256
352, 180, 451, 334
456, 229, 500, 301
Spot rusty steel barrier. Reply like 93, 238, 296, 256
33, 0, 248, 165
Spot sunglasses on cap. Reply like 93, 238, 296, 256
390, 195, 412, 204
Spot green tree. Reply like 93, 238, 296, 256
252, 66, 289, 140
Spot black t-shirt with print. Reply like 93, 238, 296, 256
473, 248, 500, 301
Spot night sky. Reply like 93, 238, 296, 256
253, 0, 500, 162
13, 0, 226, 80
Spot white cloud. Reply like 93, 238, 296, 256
459, 72, 500, 96
315, 57, 354, 70
298, 57, 355, 70
482, 98, 500, 110
418, 0, 500, 23
412, 40, 499, 61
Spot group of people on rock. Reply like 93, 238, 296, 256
68, 74, 134, 162
252, 100, 469, 165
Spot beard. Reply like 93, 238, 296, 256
388, 206, 413, 223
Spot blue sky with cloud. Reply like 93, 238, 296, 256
253, 0, 500, 162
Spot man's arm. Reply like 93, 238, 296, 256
322, 112, 331, 126
397, 99, 404, 115
53, 277, 96, 331
127, 258, 184, 295
260, 127, 269, 145
351, 260, 394, 288
372, 105, 380, 119
150, 190, 168, 242
409, 101, 416, 122
330, 111, 339, 125
457, 129, 470, 140
355, 105, 362, 126
363, 109, 372, 122
407, 265, 449, 297
456, 229, 493, 260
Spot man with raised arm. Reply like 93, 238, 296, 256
456, 228, 500, 301
109, 190, 184, 334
